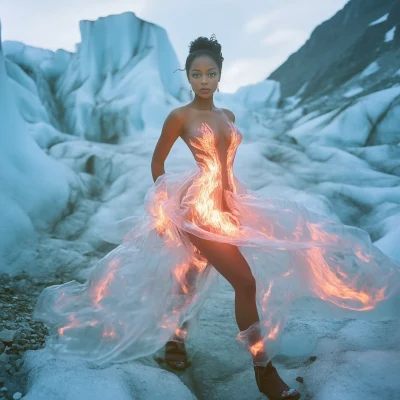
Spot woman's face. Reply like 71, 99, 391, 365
188, 55, 220, 98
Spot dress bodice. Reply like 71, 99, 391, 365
181, 120, 243, 194
178, 121, 243, 234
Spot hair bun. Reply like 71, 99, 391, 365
189, 34, 223, 61
184, 34, 224, 76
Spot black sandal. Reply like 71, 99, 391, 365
165, 340, 189, 371
254, 363, 301, 400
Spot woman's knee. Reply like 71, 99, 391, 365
232, 273, 256, 296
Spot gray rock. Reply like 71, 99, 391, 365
5, 364, 14, 373
0, 330, 17, 343
15, 359, 24, 371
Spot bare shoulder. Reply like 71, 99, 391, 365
168, 106, 187, 123
161, 107, 187, 134
221, 108, 235, 123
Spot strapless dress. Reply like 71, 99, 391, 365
32, 120, 400, 367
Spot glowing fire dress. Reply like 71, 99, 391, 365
33, 121, 400, 367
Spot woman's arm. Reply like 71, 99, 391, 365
151, 108, 185, 183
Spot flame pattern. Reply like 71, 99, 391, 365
32, 121, 400, 367
178, 122, 242, 236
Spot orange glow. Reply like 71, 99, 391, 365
305, 247, 387, 310
226, 124, 241, 196
58, 314, 79, 336
160, 311, 181, 332
190, 247, 209, 273
250, 340, 264, 356
154, 190, 169, 237
293, 224, 305, 240
258, 223, 277, 240
261, 282, 273, 312
185, 123, 242, 237
102, 327, 117, 340
173, 263, 191, 294
90, 258, 120, 306
248, 320, 281, 355
174, 327, 188, 340
267, 321, 280, 340
355, 248, 372, 263
58, 315, 99, 336
306, 221, 341, 244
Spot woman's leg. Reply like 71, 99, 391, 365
185, 233, 301, 399
165, 234, 259, 370
186, 232, 259, 332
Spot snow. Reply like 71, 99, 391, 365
384, 26, 396, 43
0, 22, 74, 271
374, 225, 400, 261
233, 79, 281, 110
1, 11, 400, 400
287, 86, 400, 147
3, 40, 72, 80
295, 81, 308, 97
343, 87, 364, 97
22, 350, 195, 400
360, 61, 380, 78
369, 13, 389, 26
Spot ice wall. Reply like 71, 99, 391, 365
54, 12, 190, 142
0, 21, 73, 271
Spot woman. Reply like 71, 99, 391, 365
33, 35, 399, 400
153, 35, 301, 399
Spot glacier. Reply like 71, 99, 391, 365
0, 10, 399, 400
0, 23, 75, 273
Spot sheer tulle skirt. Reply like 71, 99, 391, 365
33, 170, 400, 367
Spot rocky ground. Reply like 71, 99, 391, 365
0, 272, 66, 400
0, 270, 309, 400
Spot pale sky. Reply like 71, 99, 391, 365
0, 0, 349, 93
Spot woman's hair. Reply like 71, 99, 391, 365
175, 34, 224, 77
